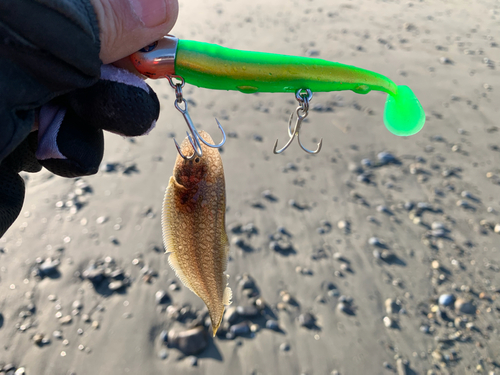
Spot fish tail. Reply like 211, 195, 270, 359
383, 85, 425, 136
210, 286, 232, 337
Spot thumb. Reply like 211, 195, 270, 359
90, 0, 179, 64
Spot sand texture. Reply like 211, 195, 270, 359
1, 0, 500, 374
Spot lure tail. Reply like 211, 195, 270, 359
384, 85, 425, 136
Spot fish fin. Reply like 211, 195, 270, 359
167, 252, 198, 296
221, 239, 230, 272
223, 285, 232, 306
161, 176, 187, 254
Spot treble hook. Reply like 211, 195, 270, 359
273, 89, 323, 155
167, 76, 226, 160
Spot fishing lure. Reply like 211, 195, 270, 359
130, 35, 425, 156
162, 130, 232, 336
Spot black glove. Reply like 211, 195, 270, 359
0, 0, 160, 237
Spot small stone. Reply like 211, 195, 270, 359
455, 298, 476, 315
223, 306, 239, 324
280, 342, 290, 352
60, 315, 72, 325
250, 324, 260, 333
396, 358, 407, 375
236, 305, 260, 317
96, 216, 108, 224
91, 320, 100, 329
381, 250, 395, 262
33, 333, 44, 345
383, 316, 394, 328
368, 237, 384, 247
456, 200, 473, 209
431, 350, 443, 362
53, 330, 63, 339
438, 294, 454, 306
266, 319, 280, 331
439, 56, 453, 64
403, 22, 416, 31
420, 325, 430, 334
385, 299, 400, 314
39, 257, 60, 275
337, 220, 348, 230
14, 368, 26, 375
298, 312, 316, 329
189, 356, 198, 367
431, 260, 440, 269
479, 292, 489, 300
337, 302, 350, 314
168, 326, 208, 355
230, 321, 251, 336
108, 280, 124, 291
155, 290, 170, 305
158, 348, 168, 360
377, 151, 397, 165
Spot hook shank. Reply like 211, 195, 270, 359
273, 89, 322, 155
168, 75, 226, 160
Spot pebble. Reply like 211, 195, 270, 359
298, 312, 316, 329
223, 306, 239, 324
189, 356, 198, 367
72, 300, 83, 310
456, 199, 474, 209
420, 325, 430, 334
337, 220, 350, 233
266, 319, 280, 331
396, 358, 407, 375
14, 368, 26, 375
431, 222, 446, 231
236, 305, 260, 317
455, 298, 476, 315
108, 281, 124, 291
230, 321, 251, 336
280, 342, 290, 352
377, 151, 397, 165
381, 250, 395, 262
439, 56, 453, 64
383, 316, 394, 328
337, 302, 351, 314
438, 294, 454, 306
368, 237, 384, 247
39, 257, 60, 276
167, 326, 207, 355
155, 290, 170, 305
385, 299, 400, 314
376, 205, 391, 214
32, 333, 44, 345
158, 348, 168, 360
60, 315, 72, 325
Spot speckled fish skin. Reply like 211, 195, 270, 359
162, 130, 231, 336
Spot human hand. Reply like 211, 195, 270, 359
0, 0, 179, 237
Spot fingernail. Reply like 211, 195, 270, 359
129, 0, 167, 28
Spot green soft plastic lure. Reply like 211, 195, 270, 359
130, 35, 425, 138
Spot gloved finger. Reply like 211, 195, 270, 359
36, 105, 104, 178
0, 164, 25, 237
66, 65, 159, 137
1, 131, 42, 174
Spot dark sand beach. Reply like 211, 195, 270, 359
1, 1, 500, 374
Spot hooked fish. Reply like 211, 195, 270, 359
162, 130, 232, 336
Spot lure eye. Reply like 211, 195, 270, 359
139, 42, 158, 53
195, 157, 200, 163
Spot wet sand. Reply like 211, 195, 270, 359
1, 0, 500, 374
